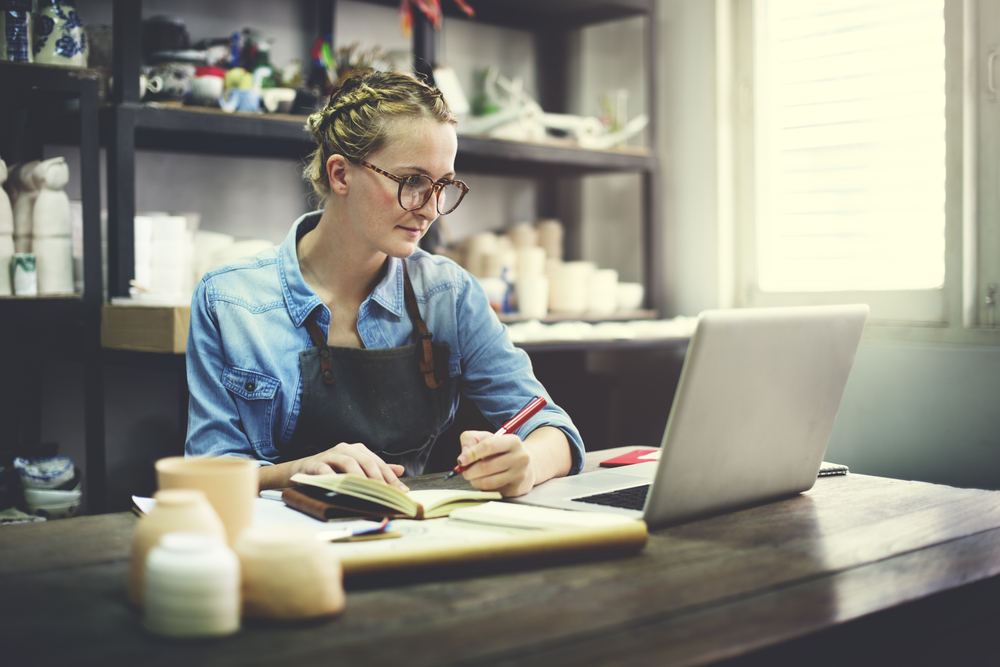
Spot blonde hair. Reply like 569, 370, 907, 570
304, 69, 457, 203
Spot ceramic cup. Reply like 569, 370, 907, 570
587, 268, 619, 315
234, 526, 346, 619
536, 219, 564, 261
516, 246, 546, 279
128, 488, 227, 607
143, 532, 240, 639
189, 66, 225, 107
516, 275, 549, 319
548, 261, 594, 314
616, 282, 645, 312
507, 221, 538, 249
155, 456, 258, 545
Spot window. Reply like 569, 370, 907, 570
728, 0, 971, 327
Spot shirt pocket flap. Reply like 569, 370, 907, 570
222, 366, 280, 401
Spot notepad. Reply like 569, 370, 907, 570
286, 473, 501, 520
449, 501, 639, 531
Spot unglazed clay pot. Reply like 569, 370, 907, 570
234, 526, 346, 620
128, 488, 226, 607
155, 456, 258, 545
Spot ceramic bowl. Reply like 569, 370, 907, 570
234, 526, 345, 619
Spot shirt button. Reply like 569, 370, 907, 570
245, 381, 255, 392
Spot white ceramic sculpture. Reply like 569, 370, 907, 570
0, 158, 12, 235
32, 157, 74, 293
12, 160, 38, 253
0, 158, 12, 295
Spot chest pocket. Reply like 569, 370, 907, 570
222, 366, 280, 449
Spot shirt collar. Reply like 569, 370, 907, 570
278, 211, 406, 326
278, 211, 324, 327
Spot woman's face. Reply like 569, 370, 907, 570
340, 118, 458, 260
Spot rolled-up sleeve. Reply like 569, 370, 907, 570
185, 278, 265, 463
453, 272, 585, 475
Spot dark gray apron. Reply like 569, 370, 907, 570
281, 267, 452, 476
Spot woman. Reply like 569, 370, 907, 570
185, 70, 584, 496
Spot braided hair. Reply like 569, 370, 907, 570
304, 69, 457, 203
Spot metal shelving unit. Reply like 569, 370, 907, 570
0, 60, 105, 512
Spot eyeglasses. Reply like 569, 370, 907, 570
357, 161, 469, 215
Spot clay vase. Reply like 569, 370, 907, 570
127, 488, 226, 607
234, 526, 346, 619
155, 456, 258, 545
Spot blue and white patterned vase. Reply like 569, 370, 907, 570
0, 0, 33, 62
33, 1, 85, 67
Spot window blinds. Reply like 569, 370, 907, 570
755, 0, 946, 292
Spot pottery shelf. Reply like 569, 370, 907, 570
359, 0, 654, 29
0, 294, 86, 324
13, 0, 661, 511
0, 60, 105, 511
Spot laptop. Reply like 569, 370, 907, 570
512, 304, 869, 528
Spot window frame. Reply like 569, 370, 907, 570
722, 0, 1000, 343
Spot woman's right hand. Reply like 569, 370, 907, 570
260, 443, 408, 492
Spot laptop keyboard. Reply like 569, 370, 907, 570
573, 484, 650, 511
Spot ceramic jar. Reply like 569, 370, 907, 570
128, 488, 226, 607
235, 526, 346, 619
143, 532, 240, 638
155, 456, 258, 545
0, 0, 33, 62
33, 1, 86, 67
189, 66, 225, 107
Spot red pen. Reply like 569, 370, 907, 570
443, 396, 548, 480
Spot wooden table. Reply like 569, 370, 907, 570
3, 450, 1000, 667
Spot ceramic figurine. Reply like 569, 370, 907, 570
33, 0, 86, 67
0, 0, 33, 62
32, 157, 71, 237
12, 160, 38, 253
32, 157, 74, 293
0, 158, 13, 296
0, 158, 13, 236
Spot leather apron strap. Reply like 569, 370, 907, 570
302, 264, 441, 388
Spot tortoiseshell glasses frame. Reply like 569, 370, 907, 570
357, 160, 469, 215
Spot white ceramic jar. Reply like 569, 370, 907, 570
143, 532, 240, 638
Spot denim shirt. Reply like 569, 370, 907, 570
185, 211, 585, 476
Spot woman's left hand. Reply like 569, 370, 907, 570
457, 430, 537, 497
